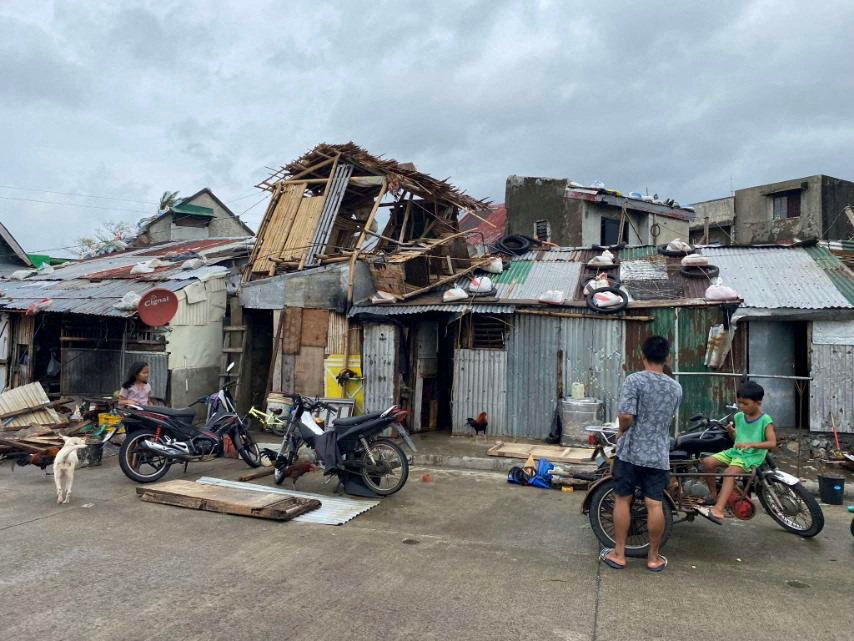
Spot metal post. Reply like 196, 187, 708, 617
673, 307, 680, 435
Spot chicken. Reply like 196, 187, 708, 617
466, 412, 488, 439
280, 462, 316, 488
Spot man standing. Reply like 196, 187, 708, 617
599, 335, 682, 572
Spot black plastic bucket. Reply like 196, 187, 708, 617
817, 475, 845, 505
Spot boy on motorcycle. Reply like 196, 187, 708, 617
700, 381, 777, 523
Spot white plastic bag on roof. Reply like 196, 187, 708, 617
588, 249, 615, 267
113, 291, 142, 311
704, 277, 739, 301
181, 258, 207, 270
592, 290, 623, 308
10, 269, 35, 280
538, 290, 564, 305
443, 287, 468, 302
583, 274, 611, 296
681, 254, 709, 267
468, 276, 494, 293
370, 290, 396, 304
480, 257, 504, 274
666, 239, 692, 252
37, 263, 54, 274
130, 261, 155, 274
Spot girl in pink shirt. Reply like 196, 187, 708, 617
119, 362, 151, 407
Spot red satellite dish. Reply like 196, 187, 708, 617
137, 288, 179, 327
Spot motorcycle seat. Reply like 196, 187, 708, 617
332, 411, 384, 427
139, 405, 197, 421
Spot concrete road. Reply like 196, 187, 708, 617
0, 457, 851, 641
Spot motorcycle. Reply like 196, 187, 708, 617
582, 404, 825, 557
270, 394, 416, 497
117, 363, 261, 483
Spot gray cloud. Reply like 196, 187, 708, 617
2, 0, 853, 254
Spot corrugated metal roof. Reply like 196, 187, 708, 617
0, 238, 245, 318
349, 303, 514, 316
0, 278, 192, 317
701, 247, 853, 309
804, 245, 854, 305
492, 261, 583, 300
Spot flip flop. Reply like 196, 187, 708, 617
647, 555, 668, 573
598, 548, 625, 570
696, 506, 723, 525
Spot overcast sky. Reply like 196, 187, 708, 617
2, 1, 852, 257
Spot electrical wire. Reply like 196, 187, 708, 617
0, 184, 157, 205
0, 194, 150, 214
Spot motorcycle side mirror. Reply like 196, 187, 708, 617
689, 414, 704, 422
726, 403, 738, 410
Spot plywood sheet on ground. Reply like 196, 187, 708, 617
197, 476, 380, 525
300, 309, 329, 347
136, 480, 320, 521
487, 442, 596, 465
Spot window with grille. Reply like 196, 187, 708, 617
770, 190, 801, 220
534, 219, 551, 242
461, 315, 507, 349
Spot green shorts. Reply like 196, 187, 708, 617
712, 448, 765, 472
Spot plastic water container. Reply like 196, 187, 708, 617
560, 398, 601, 446
570, 382, 586, 400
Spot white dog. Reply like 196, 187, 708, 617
53, 435, 88, 504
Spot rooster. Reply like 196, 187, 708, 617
466, 412, 488, 439
279, 462, 316, 488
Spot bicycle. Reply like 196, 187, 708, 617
248, 405, 288, 437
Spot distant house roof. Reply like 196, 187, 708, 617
0, 237, 252, 318
0, 222, 33, 268
460, 204, 506, 249
564, 188, 695, 221
138, 188, 255, 237
352, 243, 854, 315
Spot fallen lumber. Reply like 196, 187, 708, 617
238, 467, 275, 482
487, 441, 596, 465
136, 480, 320, 521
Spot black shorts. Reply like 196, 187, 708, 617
612, 458, 668, 501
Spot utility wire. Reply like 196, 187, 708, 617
0, 194, 150, 214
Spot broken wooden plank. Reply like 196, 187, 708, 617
238, 467, 275, 482
136, 480, 320, 521
487, 441, 596, 465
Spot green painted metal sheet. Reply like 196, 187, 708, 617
804, 245, 854, 305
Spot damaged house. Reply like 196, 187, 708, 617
0, 238, 252, 408
350, 242, 854, 438
240, 142, 493, 412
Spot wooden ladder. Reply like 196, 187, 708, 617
220, 298, 247, 399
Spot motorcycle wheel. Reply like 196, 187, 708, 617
118, 429, 172, 483
360, 438, 409, 496
233, 424, 262, 468
588, 479, 673, 558
757, 479, 824, 537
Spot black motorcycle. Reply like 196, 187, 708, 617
271, 394, 416, 497
117, 366, 261, 483
582, 405, 824, 557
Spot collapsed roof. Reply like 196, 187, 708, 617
247, 142, 491, 288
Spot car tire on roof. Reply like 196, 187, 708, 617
680, 265, 720, 279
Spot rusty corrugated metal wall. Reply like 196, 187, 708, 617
362, 323, 399, 413
452, 349, 507, 435
624, 306, 746, 431
506, 314, 561, 438
506, 314, 625, 438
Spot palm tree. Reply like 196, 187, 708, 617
159, 190, 181, 213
